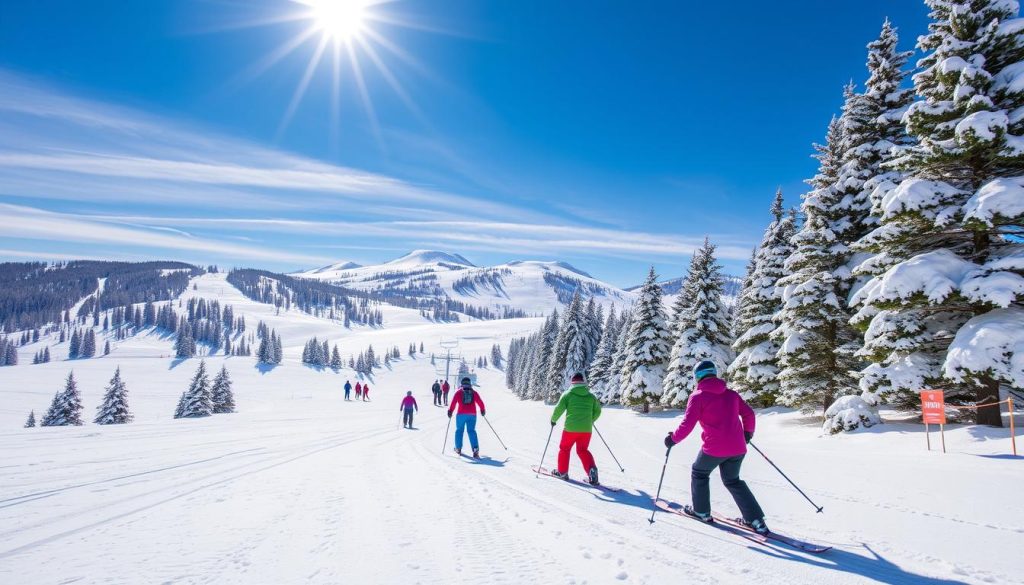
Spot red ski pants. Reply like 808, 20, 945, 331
557, 431, 596, 474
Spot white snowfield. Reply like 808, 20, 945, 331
1, 274, 1021, 585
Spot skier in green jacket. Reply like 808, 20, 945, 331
550, 372, 602, 485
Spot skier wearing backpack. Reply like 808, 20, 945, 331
431, 380, 442, 406
344, 380, 352, 401
447, 377, 485, 458
355, 382, 363, 400
663, 360, 768, 535
441, 380, 451, 406
550, 372, 602, 485
400, 391, 418, 429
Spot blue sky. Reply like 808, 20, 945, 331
0, 0, 929, 287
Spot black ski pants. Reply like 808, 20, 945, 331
403, 409, 415, 428
691, 451, 764, 522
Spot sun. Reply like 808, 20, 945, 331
308, 0, 369, 41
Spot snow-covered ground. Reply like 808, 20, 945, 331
1, 274, 1021, 584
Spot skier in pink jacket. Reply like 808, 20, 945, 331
664, 360, 768, 535
400, 391, 418, 429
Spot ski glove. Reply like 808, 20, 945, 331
551, 420, 557, 427
447, 411, 452, 419
664, 434, 675, 449
480, 410, 486, 417
744, 431, 753, 444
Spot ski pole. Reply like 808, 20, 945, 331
481, 414, 508, 451
648, 436, 673, 525
749, 441, 823, 513
441, 413, 453, 454
593, 424, 625, 473
536, 424, 556, 477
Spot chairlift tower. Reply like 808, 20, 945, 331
438, 338, 463, 386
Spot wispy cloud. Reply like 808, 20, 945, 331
0, 70, 757, 275
0, 203, 333, 265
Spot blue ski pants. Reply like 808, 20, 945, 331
454, 414, 479, 451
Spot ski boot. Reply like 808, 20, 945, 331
587, 466, 600, 486
550, 470, 569, 480
742, 518, 770, 536
472, 448, 480, 459
454, 448, 461, 456
682, 505, 713, 523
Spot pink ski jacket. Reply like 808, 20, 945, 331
400, 396, 418, 411
671, 377, 755, 457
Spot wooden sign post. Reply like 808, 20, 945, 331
921, 390, 947, 453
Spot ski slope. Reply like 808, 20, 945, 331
0, 275, 1021, 584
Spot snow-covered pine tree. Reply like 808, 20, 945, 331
41, 372, 83, 426
544, 291, 586, 402
211, 365, 236, 413
103, 340, 111, 355
587, 306, 618, 397
331, 345, 342, 369
621, 268, 671, 412
95, 366, 132, 424
68, 329, 81, 359
602, 310, 632, 404
174, 360, 212, 418
175, 320, 195, 359
774, 111, 865, 414
82, 329, 96, 358
851, 1, 1024, 426
663, 238, 735, 407
728, 191, 797, 406
25, 410, 36, 428
583, 298, 603, 365
527, 311, 559, 400
491, 343, 503, 369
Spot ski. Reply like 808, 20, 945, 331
713, 515, 831, 554
653, 499, 768, 545
532, 466, 621, 492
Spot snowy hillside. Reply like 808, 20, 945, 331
0, 269, 1021, 584
295, 250, 635, 317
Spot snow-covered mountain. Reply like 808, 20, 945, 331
294, 250, 633, 317
628, 274, 745, 306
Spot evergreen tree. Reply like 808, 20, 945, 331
545, 291, 587, 401
68, 329, 81, 359
774, 113, 864, 413
603, 310, 632, 404
852, 2, 1024, 426
25, 410, 36, 428
175, 320, 195, 359
211, 365, 236, 413
95, 367, 133, 424
82, 329, 97, 358
663, 238, 735, 407
588, 306, 618, 397
621, 268, 671, 412
175, 360, 212, 418
527, 311, 559, 400
331, 345, 342, 369
41, 372, 83, 426
729, 191, 798, 406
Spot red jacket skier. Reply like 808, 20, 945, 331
441, 380, 451, 405
400, 392, 418, 429
447, 378, 485, 457
362, 384, 370, 401
355, 382, 363, 399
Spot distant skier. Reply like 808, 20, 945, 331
400, 391, 418, 429
441, 380, 451, 406
432, 380, 442, 406
447, 377, 485, 458
550, 372, 602, 485
344, 380, 352, 401
363, 383, 371, 401
663, 361, 768, 535
355, 382, 363, 400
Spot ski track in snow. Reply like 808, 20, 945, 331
0, 272, 1019, 584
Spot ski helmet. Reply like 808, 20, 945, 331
461, 377, 472, 386
693, 360, 717, 382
